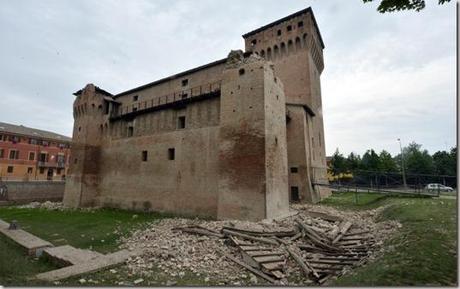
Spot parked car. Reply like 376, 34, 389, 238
425, 183, 454, 192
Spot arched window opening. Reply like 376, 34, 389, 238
295, 37, 301, 50
273, 45, 279, 59
260, 50, 265, 58
267, 48, 272, 60
287, 40, 294, 53
280, 42, 286, 56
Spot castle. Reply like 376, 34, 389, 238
63, 7, 330, 221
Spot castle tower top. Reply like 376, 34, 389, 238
242, 7, 324, 56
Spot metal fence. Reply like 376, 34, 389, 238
327, 169, 457, 197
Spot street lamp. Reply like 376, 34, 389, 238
397, 138, 407, 190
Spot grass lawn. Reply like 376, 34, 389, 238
0, 193, 457, 286
0, 207, 170, 286
322, 192, 457, 286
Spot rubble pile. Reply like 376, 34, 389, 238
15, 201, 96, 212
16, 201, 65, 210
121, 203, 400, 285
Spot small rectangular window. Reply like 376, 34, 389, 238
290, 167, 298, 173
29, 152, 35, 161
128, 126, 134, 137
168, 148, 175, 160
57, 168, 62, 175
142, 150, 148, 162
178, 116, 186, 129
287, 25, 292, 31
181, 79, 188, 86
27, 167, 33, 174
39, 167, 45, 174
298, 21, 303, 27
7, 166, 13, 173
133, 95, 139, 101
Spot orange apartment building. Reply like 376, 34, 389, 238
0, 122, 71, 181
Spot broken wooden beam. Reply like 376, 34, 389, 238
344, 230, 370, 237
332, 221, 352, 244
285, 247, 320, 279
222, 226, 297, 238
221, 251, 277, 284
174, 226, 225, 238
222, 229, 279, 246
308, 259, 356, 266
289, 232, 302, 242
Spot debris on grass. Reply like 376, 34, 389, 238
120, 203, 400, 285
14, 201, 98, 212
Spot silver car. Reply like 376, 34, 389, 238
425, 183, 454, 192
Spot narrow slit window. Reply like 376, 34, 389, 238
128, 126, 134, 137
142, 150, 148, 162
168, 148, 175, 160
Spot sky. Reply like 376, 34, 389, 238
0, 0, 456, 156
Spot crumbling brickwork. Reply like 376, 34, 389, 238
63, 7, 330, 220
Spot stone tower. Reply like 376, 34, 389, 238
217, 51, 290, 220
63, 84, 113, 207
243, 8, 330, 202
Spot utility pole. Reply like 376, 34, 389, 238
398, 138, 407, 190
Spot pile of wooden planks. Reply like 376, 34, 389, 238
174, 213, 376, 285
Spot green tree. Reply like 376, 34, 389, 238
379, 150, 398, 173
346, 152, 361, 173
329, 149, 347, 176
363, 0, 451, 13
433, 147, 457, 176
361, 149, 380, 172
402, 142, 434, 175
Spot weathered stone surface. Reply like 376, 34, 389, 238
0, 219, 52, 256
36, 249, 140, 281
43, 245, 103, 267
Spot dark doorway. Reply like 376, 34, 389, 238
290, 186, 300, 202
